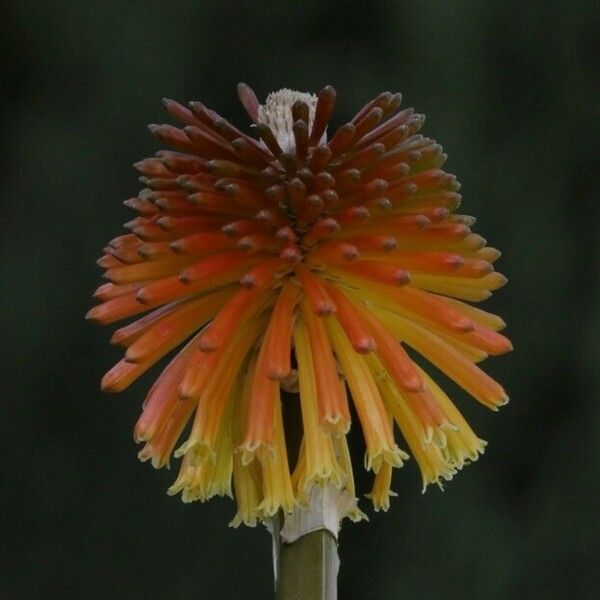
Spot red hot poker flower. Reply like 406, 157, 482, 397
88, 85, 512, 525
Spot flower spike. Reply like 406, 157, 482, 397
91, 84, 511, 524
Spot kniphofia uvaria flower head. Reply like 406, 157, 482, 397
88, 84, 511, 525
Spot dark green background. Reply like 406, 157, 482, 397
2, 1, 598, 598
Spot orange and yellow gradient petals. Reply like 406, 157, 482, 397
295, 263, 336, 315
175, 314, 267, 465
197, 285, 276, 352
123, 289, 232, 363
407, 272, 506, 302
346, 285, 508, 363
239, 337, 279, 464
442, 296, 507, 331
331, 430, 368, 522
324, 282, 377, 353
91, 85, 512, 523
366, 460, 397, 512
375, 308, 509, 409
178, 341, 221, 400
345, 282, 474, 335
229, 362, 264, 527
417, 367, 487, 469
134, 332, 200, 448
100, 287, 233, 392
350, 299, 453, 443
367, 354, 456, 491
257, 387, 296, 518
168, 375, 237, 503
324, 315, 407, 473
293, 317, 345, 498
300, 297, 351, 434
261, 280, 301, 381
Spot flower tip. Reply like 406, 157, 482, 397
133, 288, 150, 305
133, 421, 148, 444
221, 223, 236, 235
315, 300, 336, 316
382, 236, 398, 251
279, 245, 302, 263
494, 273, 509, 289
319, 84, 337, 100
197, 337, 217, 352
178, 271, 193, 285
239, 273, 255, 288
237, 82, 259, 123
275, 226, 298, 243
353, 335, 377, 354
322, 413, 351, 435
432, 206, 450, 221
92, 283, 111, 300
456, 316, 475, 332
236, 236, 253, 250
84, 306, 98, 321
174, 174, 196, 191
395, 270, 411, 285
445, 255, 466, 269
169, 240, 182, 254
237, 442, 259, 467
403, 182, 418, 195
498, 394, 510, 406
266, 367, 291, 381
423, 426, 434, 445
100, 371, 121, 393
415, 215, 431, 229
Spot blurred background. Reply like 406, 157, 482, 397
2, 1, 598, 598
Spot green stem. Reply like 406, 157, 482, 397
275, 523, 339, 600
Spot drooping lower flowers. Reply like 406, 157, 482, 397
88, 84, 511, 525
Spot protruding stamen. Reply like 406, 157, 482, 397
237, 83, 260, 122
184, 126, 237, 160
292, 100, 310, 125
328, 123, 356, 157
309, 85, 336, 145
293, 120, 309, 161
308, 145, 332, 173
353, 107, 384, 140
255, 123, 284, 157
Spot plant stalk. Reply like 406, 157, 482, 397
272, 484, 342, 600
275, 525, 339, 600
